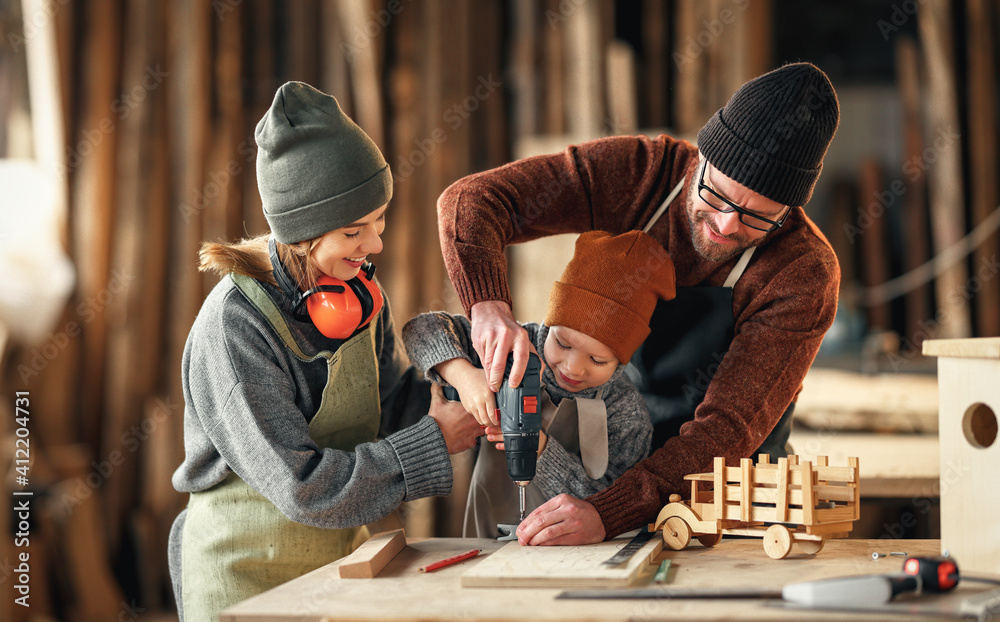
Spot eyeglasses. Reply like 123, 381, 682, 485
696, 161, 789, 232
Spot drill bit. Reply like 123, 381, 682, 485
518, 485, 527, 522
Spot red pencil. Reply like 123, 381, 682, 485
418, 549, 481, 573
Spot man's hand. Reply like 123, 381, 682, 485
515, 494, 606, 546
470, 301, 534, 391
427, 383, 484, 454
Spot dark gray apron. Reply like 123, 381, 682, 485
629, 180, 794, 457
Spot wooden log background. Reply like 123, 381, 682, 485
0, 0, 997, 619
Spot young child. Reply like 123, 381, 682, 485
403, 230, 675, 537
167, 82, 480, 622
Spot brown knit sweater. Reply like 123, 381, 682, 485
436, 134, 840, 538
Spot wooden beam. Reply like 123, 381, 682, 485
857, 157, 892, 332
564, 0, 603, 137
918, 0, 971, 338
965, 0, 1000, 336
895, 37, 932, 343
71, 0, 123, 452
336, 0, 385, 148
338, 529, 407, 579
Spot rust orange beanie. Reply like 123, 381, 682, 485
544, 230, 676, 364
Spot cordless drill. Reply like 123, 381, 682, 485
443, 351, 543, 522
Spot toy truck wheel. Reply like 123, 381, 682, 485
661, 516, 692, 550
796, 538, 824, 555
763, 524, 792, 559
697, 532, 722, 548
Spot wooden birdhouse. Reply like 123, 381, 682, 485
923, 338, 1000, 574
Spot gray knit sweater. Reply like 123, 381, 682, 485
170, 276, 454, 527
401, 312, 651, 499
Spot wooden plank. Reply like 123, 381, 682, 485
460, 530, 663, 588
722, 504, 805, 525
338, 529, 407, 579
674, 0, 703, 135
850, 456, 861, 520
640, 0, 669, 129
605, 40, 638, 135
965, 0, 1000, 337
895, 37, 932, 341
857, 157, 892, 332
336, 0, 384, 148
52, 480, 126, 620
923, 337, 1000, 360
713, 457, 724, 518
71, 0, 122, 452
918, 0, 971, 339
801, 461, 815, 526
510, 0, 541, 141
543, 0, 566, 134
776, 456, 789, 522
934, 355, 1000, 574
794, 367, 939, 434
792, 429, 938, 499
563, 0, 602, 138
105, 0, 171, 548
722, 483, 855, 506
739, 458, 752, 523
813, 506, 857, 524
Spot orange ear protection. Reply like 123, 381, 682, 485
269, 237, 384, 339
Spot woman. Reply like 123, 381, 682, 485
167, 81, 480, 622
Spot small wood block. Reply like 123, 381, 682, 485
338, 529, 406, 579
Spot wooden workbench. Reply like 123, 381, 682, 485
220, 537, 992, 621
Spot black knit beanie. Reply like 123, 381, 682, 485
697, 62, 839, 207
256, 81, 392, 244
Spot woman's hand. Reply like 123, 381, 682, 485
428, 383, 483, 454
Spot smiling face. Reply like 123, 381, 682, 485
685, 158, 790, 262
543, 325, 619, 392
310, 205, 387, 281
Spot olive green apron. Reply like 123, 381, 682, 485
463, 387, 607, 538
180, 274, 382, 622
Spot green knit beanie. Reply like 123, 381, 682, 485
255, 81, 392, 243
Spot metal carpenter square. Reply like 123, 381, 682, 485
601, 528, 655, 566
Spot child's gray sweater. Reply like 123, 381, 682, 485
402, 312, 652, 500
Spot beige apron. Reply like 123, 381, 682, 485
463, 387, 608, 537
180, 274, 382, 622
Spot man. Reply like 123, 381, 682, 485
436, 63, 841, 545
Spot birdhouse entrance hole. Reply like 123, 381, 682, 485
963, 403, 997, 449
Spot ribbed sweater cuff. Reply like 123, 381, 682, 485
409, 343, 469, 384
387, 416, 453, 501
587, 482, 647, 540
450, 247, 511, 315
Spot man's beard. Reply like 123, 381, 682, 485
685, 184, 760, 262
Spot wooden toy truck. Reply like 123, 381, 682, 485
652, 454, 860, 559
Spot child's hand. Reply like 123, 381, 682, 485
428, 384, 483, 454
435, 358, 498, 427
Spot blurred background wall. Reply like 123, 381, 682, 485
0, 0, 998, 620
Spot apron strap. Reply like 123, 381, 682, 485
723, 247, 756, 288
540, 388, 610, 480
230, 273, 329, 363
643, 179, 686, 233
576, 388, 608, 480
